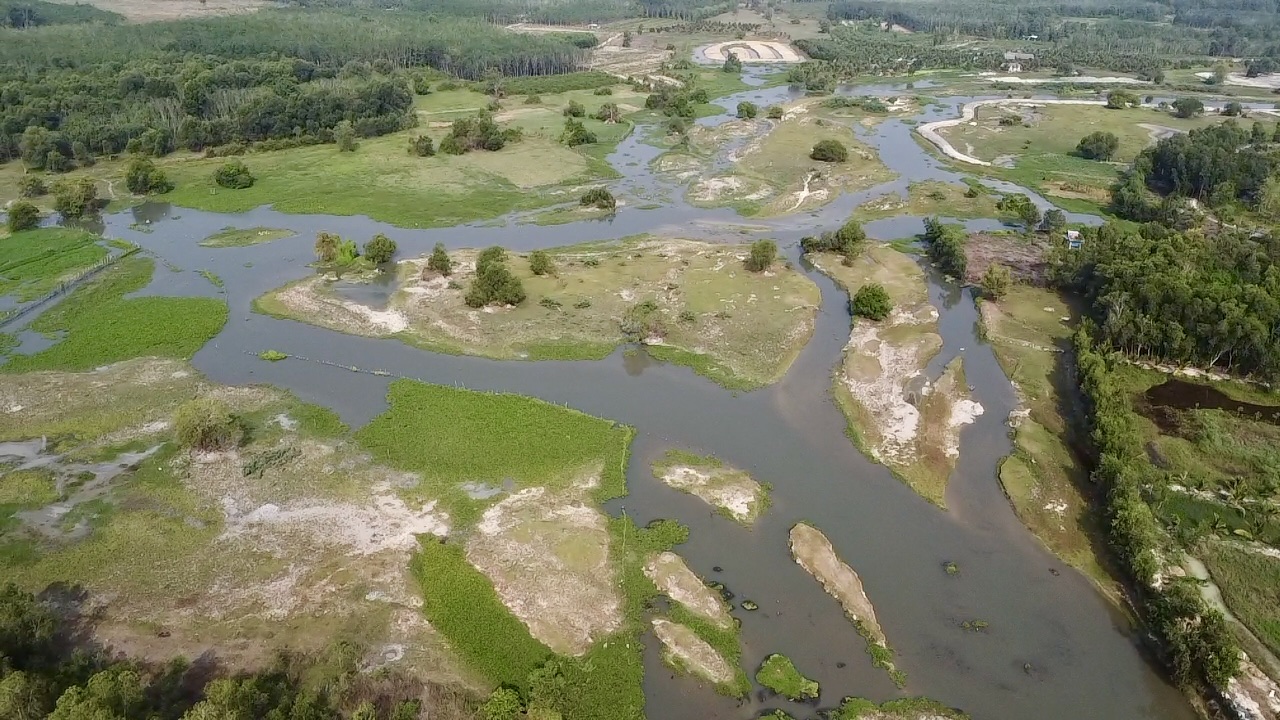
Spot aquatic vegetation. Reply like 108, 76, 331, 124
259, 349, 288, 362
755, 653, 819, 700
200, 227, 294, 248
831, 696, 969, 719
2, 257, 228, 374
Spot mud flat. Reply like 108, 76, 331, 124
651, 449, 768, 524
256, 236, 820, 390
812, 246, 981, 506
652, 618, 737, 687
789, 522, 901, 684
644, 551, 732, 628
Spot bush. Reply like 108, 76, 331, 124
427, 243, 453, 276
560, 118, 597, 147
124, 157, 173, 195
579, 187, 616, 210
766, 105, 784, 119
593, 102, 621, 123
620, 299, 665, 340
364, 233, 397, 264
851, 283, 892, 320
7, 201, 40, 232
563, 100, 585, 118
800, 218, 866, 260
1172, 97, 1204, 119
593, 87, 613, 96
981, 263, 1012, 299
51, 178, 100, 219
409, 135, 435, 157
744, 239, 776, 272
921, 217, 967, 279
529, 250, 554, 276
315, 232, 340, 263
810, 139, 848, 162
213, 160, 254, 189
174, 398, 243, 452
335, 120, 357, 151
1222, 101, 1244, 117
524, 94, 542, 104
466, 248, 525, 307
737, 101, 758, 119
18, 176, 46, 198
722, 52, 742, 74
1076, 131, 1120, 161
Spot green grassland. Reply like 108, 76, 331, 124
1201, 542, 1280, 659
755, 653, 819, 701
199, 226, 296, 248
258, 237, 820, 390
854, 180, 1002, 223
978, 286, 1112, 589
1, 256, 227, 373
0, 228, 108, 303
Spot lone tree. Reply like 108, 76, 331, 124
175, 398, 243, 452
6, 200, 40, 232
1222, 101, 1245, 117
737, 101, 758, 119
810, 139, 848, 162
214, 160, 254, 189
334, 120, 357, 151
426, 242, 453, 276
1076, 131, 1120, 161
1042, 208, 1067, 234
722, 51, 742, 74
124, 157, 173, 195
529, 249, 554, 276
1172, 97, 1204, 119
580, 187, 616, 210
409, 135, 435, 157
315, 232, 340, 263
766, 105, 784, 119
593, 102, 621, 123
561, 118, 597, 147
364, 233, 397, 264
981, 263, 1012, 299
851, 283, 892, 321
52, 178, 99, 219
18, 175, 46, 197
745, 239, 777, 272
800, 217, 866, 262
563, 100, 586, 118
466, 247, 526, 307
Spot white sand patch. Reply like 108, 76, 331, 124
789, 523, 890, 652
840, 313, 938, 462
644, 552, 731, 628
276, 280, 409, 335
945, 399, 984, 458
651, 619, 735, 686
659, 464, 764, 523
700, 40, 803, 64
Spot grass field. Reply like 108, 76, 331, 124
258, 237, 820, 390
978, 286, 1112, 588
1201, 542, 1280, 659
1, 256, 227, 373
0, 83, 642, 229
854, 180, 1002, 223
755, 653, 819, 701
0, 228, 109, 303
199, 226, 295, 247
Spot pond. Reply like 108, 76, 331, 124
4, 79, 1197, 720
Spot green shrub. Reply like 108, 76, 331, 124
766, 105, 784, 119
563, 100, 585, 118
560, 118, 597, 147
980, 264, 1011, 299
7, 201, 40, 232
736, 101, 758, 119
175, 398, 243, 451
810, 139, 848, 162
259, 349, 288, 362
18, 175, 46, 198
364, 233, 397, 264
125, 157, 172, 195
579, 187, 616, 210
851, 283, 892, 320
51, 178, 100, 219
921, 217, 967, 279
529, 250, 554, 276
620, 300, 664, 340
466, 248, 525, 307
744, 239, 776, 272
213, 160, 254, 189
408, 135, 435, 157
427, 243, 453, 276
1076, 131, 1120, 161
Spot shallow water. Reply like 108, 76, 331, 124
4, 77, 1203, 720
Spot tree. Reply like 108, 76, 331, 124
563, 100, 585, 118
17, 176, 46, 198
1258, 176, 1280, 220
766, 105, 784, 119
1105, 90, 1139, 109
529, 250, 554, 276
592, 102, 621, 123
409, 135, 435, 156
722, 51, 742, 73
124, 157, 173, 195
1018, 201, 1042, 232
364, 233, 397, 264
481, 688, 523, 720
213, 160, 254, 189
427, 243, 453, 276
7, 201, 40, 233
981, 263, 1012, 299
174, 398, 243, 452
1210, 62, 1230, 85
736, 101, 758, 119
1076, 131, 1120, 161
851, 284, 892, 320
1042, 208, 1067, 234
0, 671, 53, 720
621, 30, 632, 48
334, 120, 356, 151
560, 118, 597, 147
810, 139, 848, 162
466, 249, 526, 308
745, 239, 776, 272
579, 187, 615, 211
1251, 121, 1269, 144
51, 178, 99, 219
1172, 97, 1204, 119
314, 232, 340, 262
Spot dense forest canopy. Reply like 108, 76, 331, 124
0, 0, 121, 28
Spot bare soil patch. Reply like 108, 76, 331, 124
48, 0, 267, 23
651, 450, 767, 524
644, 551, 732, 628
963, 232, 1051, 286
652, 618, 735, 686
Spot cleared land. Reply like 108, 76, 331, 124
660, 104, 897, 216
699, 40, 804, 63
812, 246, 980, 506
651, 449, 768, 524
256, 237, 821, 390
978, 286, 1110, 588
790, 522, 901, 684
0, 358, 470, 686
44, 0, 267, 23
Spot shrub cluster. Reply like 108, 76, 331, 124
465, 246, 526, 307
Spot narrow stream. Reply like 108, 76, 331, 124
6, 79, 1200, 719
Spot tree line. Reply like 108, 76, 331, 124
0, 0, 121, 28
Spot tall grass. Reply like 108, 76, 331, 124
2, 257, 228, 373
0, 228, 108, 301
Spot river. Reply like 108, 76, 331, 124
12, 75, 1199, 720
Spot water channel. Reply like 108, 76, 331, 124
9, 75, 1208, 719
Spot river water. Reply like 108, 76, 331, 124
10, 76, 1199, 720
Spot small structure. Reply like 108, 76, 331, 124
1003, 50, 1034, 73
1066, 230, 1082, 250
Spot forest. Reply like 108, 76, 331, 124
0, 0, 121, 28
0, 583, 465, 720
300, 0, 733, 24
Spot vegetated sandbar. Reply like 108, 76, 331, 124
789, 522, 902, 684
257, 236, 820, 390
811, 245, 982, 506
644, 551, 732, 628
651, 618, 736, 688
651, 449, 768, 524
